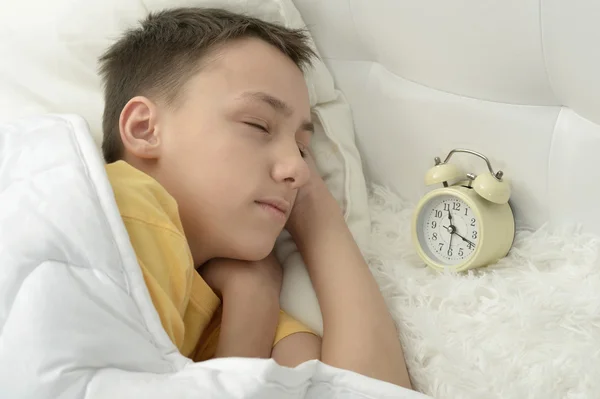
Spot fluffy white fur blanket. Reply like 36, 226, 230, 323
366, 185, 600, 399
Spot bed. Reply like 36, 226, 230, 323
1, 0, 599, 398
293, 1, 600, 397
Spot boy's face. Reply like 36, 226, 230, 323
122, 37, 313, 264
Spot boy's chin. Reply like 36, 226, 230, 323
229, 237, 276, 262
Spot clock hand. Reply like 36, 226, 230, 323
443, 223, 475, 248
442, 224, 456, 251
454, 231, 475, 247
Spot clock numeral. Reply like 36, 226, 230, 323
453, 202, 461, 211
471, 218, 476, 227
467, 242, 474, 250
447, 248, 453, 256
435, 210, 442, 218
438, 243, 444, 251
431, 221, 437, 228
432, 232, 438, 240
464, 207, 468, 216
472, 231, 478, 239
443, 203, 450, 211
458, 248, 464, 257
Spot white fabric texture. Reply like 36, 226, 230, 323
0, 114, 426, 399
288, 1, 600, 396
293, 0, 600, 235
0, 0, 371, 336
366, 185, 600, 398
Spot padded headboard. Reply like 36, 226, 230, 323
293, 0, 600, 234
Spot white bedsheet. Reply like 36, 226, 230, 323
0, 114, 427, 399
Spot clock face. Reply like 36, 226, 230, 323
418, 194, 479, 266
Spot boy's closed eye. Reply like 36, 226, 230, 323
243, 120, 308, 158
245, 121, 269, 132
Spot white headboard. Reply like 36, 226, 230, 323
293, 0, 600, 234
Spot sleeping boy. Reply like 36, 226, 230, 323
99, 6, 411, 388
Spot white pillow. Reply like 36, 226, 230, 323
0, 0, 371, 335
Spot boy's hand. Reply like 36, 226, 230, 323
285, 150, 412, 388
200, 252, 282, 300
199, 254, 282, 359
286, 150, 342, 240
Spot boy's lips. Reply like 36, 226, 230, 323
255, 197, 291, 218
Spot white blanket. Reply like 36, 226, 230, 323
0, 114, 428, 399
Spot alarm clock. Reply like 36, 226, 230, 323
412, 148, 515, 272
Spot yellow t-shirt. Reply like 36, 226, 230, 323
105, 161, 312, 361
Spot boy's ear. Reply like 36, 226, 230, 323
119, 96, 161, 159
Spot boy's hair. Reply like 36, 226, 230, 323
98, 7, 316, 163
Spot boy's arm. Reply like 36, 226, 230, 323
200, 255, 281, 359
287, 157, 412, 388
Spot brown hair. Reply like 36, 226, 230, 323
98, 7, 316, 163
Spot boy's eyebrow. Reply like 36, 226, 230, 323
240, 91, 314, 134
300, 120, 315, 135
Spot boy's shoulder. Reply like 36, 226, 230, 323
105, 161, 186, 238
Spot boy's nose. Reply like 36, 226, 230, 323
271, 146, 310, 189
